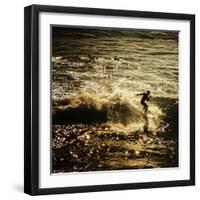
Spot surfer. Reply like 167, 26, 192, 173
88, 54, 95, 62
114, 56, 120, 61
137, 91, 151, 113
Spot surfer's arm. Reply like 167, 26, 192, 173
147, 96, 151, 101
136, 93, 144, 96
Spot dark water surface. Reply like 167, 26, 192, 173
51, 27, 178, 173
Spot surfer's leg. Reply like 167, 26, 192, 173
144, 104, 148, 112
141, 101, 147, 112
142, 102, 148, 112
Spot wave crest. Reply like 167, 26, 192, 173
53, 93, 163, 132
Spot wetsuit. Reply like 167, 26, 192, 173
140, 93, 150, 112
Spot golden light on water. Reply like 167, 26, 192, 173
135, 150, 140, 156
52, 28, 178, 173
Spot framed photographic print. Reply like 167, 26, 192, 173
24, 4, 195, 195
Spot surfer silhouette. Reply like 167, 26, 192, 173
88, 54, 95, 62
137, 91, 151, 113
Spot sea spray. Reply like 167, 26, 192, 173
53, 92, 164, 132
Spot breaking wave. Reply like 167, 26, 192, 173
53, 93, 164, 132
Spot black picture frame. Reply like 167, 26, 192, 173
24, 4, 195, 196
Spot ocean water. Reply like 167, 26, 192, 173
51, 27, 178, 173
